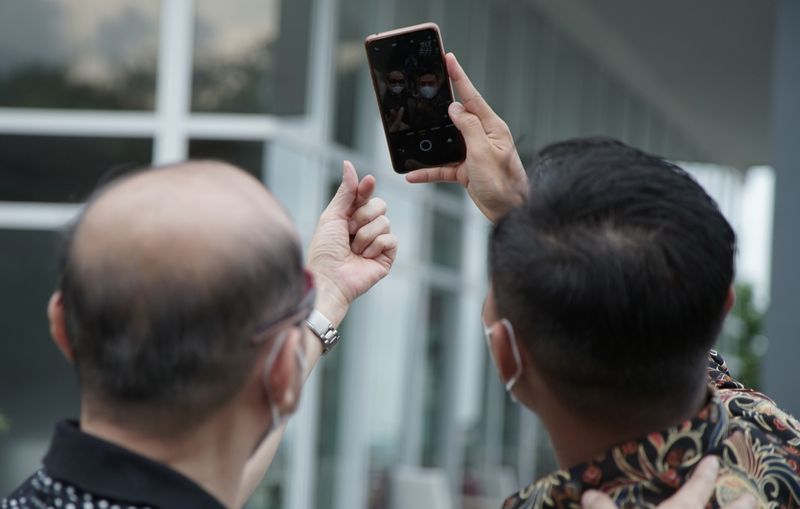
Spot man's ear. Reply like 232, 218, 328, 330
261, 329, 303, 415
487, 321, 523, 386
722, 285, 736, 318
48, 292, 75, 363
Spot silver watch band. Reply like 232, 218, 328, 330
305, 308, 340, 354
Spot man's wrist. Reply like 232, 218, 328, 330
305, 309, 341, 355
311, 275, 350, 328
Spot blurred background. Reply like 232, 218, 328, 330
1, 0, 798, 508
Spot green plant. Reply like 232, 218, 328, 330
720, 283, 767, 389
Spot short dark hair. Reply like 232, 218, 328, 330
58, 169, 304, 433
489, 138, 736, 418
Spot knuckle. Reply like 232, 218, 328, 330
354, 229, 369, 245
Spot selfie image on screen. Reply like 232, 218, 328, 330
367, 27, 466, 172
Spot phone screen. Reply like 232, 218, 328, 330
366, 26, 466, 173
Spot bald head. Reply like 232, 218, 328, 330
74, 161, 295, 283
59, 161, 305, 432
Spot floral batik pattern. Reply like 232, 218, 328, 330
503, 351, 800, 509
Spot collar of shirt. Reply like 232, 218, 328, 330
503, 388, 729, 509
42, 420, 226, 509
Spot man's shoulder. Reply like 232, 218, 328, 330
504, 446, 800, 509
3, 469, 150, 509
502, 353, 800, 509
710, 349, 800, 445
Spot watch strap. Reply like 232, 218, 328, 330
305, 309, 340, 354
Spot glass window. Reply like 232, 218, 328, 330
0, 0, 159, 110
333, 0, 371, 148
187, 139, 266, 179
420, 287, 458, 467
483, 1, 512, 114
245, 442, 289, 509
431, 209, 463, 270
0, 229, 80, 494
393, 0, 431, 27
0, 135, 152, 203
313, 317, 349, 508
192, 0, 312, 115
440, 0, 473, 57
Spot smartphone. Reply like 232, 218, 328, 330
365, 22, 466, 174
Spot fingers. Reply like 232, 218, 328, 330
722, 494, 757, 509
580, 491, 618, 509
351, 215, 390, 255
389, 107, 405, 130
446, 53, 498, 121
405, 165, 459, 184
581, 456, 744, 509
659, 456, 719, 509
448, 102, 492, 149
362, 233, 398, 260
354, 174, 377, 210
348, 197, 387, 235
326, 161, 359, 217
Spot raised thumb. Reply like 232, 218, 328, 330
327, 160, 358, 215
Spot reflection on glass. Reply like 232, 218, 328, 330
0, 0, 159, 110
0, 135, 152, 203
187, 139, 265, 179
0, 230, 80, 494
431, 209, 463, 270
192, 0, 311, 115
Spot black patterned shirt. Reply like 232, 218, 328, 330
502, 352, 800, 509
3, 420, 225, 509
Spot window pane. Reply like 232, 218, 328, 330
0, 229, 79, 494
393, 0, 431, 27
421, 287, 458, 467
187, 139, 266, 179
192, 0, 312, 115
0, 135, 152, 203
431, 209, 463, 270
0, 0, 159, 110
313, 317, 349, 509
334, 0, 388, 149
333, 0, 370, 148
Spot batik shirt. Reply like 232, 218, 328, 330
503, 352, 800, 509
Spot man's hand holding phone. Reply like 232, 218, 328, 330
405, 53, 529, 224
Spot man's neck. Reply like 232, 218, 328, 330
80, 404, 253, 509
538, 383, 709, 469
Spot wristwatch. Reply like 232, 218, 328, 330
305, 309, 341, 354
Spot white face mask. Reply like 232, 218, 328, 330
419, 85, 439, 99
482, 318, 523, 401
263, 330, 308, 435
389, 84, 405, 94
